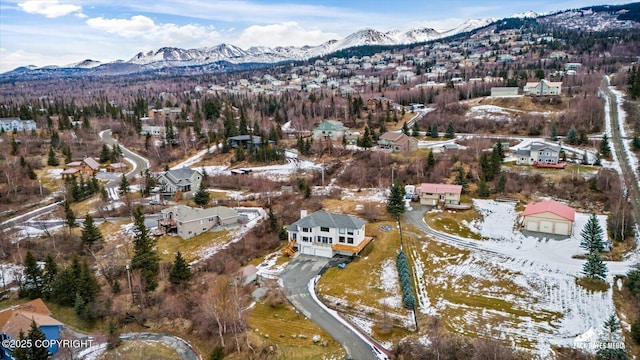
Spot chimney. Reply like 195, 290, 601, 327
300, 209, 308, 219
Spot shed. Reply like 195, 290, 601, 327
521, 200, 575, 236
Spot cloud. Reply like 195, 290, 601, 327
235, 22, 340, 48
85, 15, 221, 46
18, 0, 82, 18
0, 48, 80, 73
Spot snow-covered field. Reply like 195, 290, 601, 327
466, 105, 515, 121
412, 199, 632, 357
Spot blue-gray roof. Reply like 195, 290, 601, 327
287, 210, 366, 231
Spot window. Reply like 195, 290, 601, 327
347, 229, 354, 235
347, 237, 354, 244
339, 236, 345, 243
302, 236, 310, 242
339, 228, 345, 234
302, 227, 311, 232
320, 227, 330, 232
292, 233, 297, 240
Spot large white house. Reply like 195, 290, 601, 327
287, 210, 371, 258
156, 168, 202, 199
516, 142, 561, 166
0, 117, 37, 132
523, 79, 562, 96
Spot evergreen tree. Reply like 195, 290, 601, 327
427, 149, 435, 167
495, 142, 505, 160
99, 144, 112, 163
567, 125, 578, 145
386, 182, 406, 222
169, 251, 192, 286
411, 122, 420, 137
401, 121, 410, 136
81, 214, 103, 249
27, 320, 51, 360
359, 126, 373, 149
633, 136, 640, 151
131, 206, 159, 291
47, 146, 59, 166
495, 173, 507, 193
21, 251, 43, 299
454, 167, 468, 193
234, 146, 245, 162
42, 254, 58, 300
580, 214, 606, 253
551, 122, 558, 141
600, 133, 611, 158
379, 120, 387, 134
582, 252, 608, 281
430, 123, 439, 138
118, 174, 130, 194
478, 178, 490, 198
11, 330, 29, 360
445, 121, 455, 139
63, 201, 76, 228
193, 182, 210, 207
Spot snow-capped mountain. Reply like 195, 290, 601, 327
5, 1, 640, 78
511, 11, 540, 18
65, 59, 102, 68
126, 19, 493, 68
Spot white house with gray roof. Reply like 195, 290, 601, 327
158, 205, 238, 239
156, 168, 202, 199
516, 142, 561, 166
0, 117, 37, 132
287, 210, 371, 258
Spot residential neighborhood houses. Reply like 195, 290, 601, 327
2, 8, 640, 360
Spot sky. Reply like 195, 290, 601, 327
0, 0, 634, 73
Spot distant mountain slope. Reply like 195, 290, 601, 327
2, 2, 640, 78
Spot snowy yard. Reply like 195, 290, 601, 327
409, 199, 633, 357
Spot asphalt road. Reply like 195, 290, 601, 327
601, 77, 640, 225
99, 129, 149, 188
280, 255, 379, 360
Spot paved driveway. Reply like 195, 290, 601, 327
281, 255, 380, 360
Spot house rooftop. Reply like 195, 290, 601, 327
161, 205, 237, 221
521, 200, 575, 221
420, 183, 463, 195
287, 210, 365, 231
530, 142, 561, 152
0, 299, 62, 340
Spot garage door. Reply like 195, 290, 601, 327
555, 222, 570, 236
301, 246, 314, 255
526, 221, 538, 232
540, 221, 553, 233
315, 248, 333, 258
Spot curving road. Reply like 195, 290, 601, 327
99, 129, 150, 188
281, 255, 383, 360
75, 332, 200, 360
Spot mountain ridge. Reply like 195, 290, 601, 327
4, 2, 640, 78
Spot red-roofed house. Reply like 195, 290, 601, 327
521, 200, 575, 236
419, 183, 462, 206
0, 298, 63, 358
